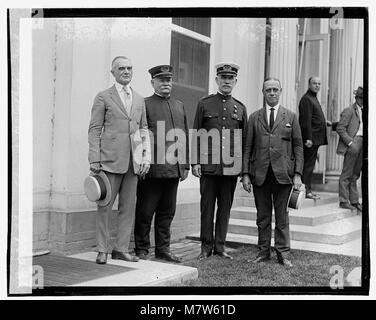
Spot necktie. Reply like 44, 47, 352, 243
269, 107, 275, 130
123, 87, 131, 114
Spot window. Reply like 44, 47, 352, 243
172, 18, 211, 37
171, 32, 210, 90
170, 18, 211, 127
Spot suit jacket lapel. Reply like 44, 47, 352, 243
353, 103, 360, 119
109, 85, 129, 118
258, 107, 269, 131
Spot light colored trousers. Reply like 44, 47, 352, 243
96, 162, 137, 253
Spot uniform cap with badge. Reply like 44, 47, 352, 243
148, 65, 173, 79
215, 62, 240, 76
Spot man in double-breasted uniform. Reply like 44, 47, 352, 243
192, 62, 247, 260
336, 86, 364, 212
134, 65, 190, 263
242, 78, 303, 268
88, 56, 151, 264
298, 76, 328, 200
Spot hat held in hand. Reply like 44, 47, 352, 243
288, 186, 305, 210
84, 171, 112, 206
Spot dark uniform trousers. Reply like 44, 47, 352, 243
135, 178, 180, 255
253, 165, 292, 258
302, 144, 319, 193
200, 175, 238, 253
339, 136, 363, 204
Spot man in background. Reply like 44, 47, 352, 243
298, 76, 328, 200
336, 86, 364, 212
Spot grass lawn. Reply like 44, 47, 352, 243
180, 244, 361, 287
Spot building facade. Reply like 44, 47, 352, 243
29, 17, 364, 253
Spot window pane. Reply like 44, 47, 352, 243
170, 32, 209, 89
193, 41, 209, 89
172, 17, 211, 37
178, 36, 193, 85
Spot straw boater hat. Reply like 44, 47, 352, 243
288, 187, 305, 210
84, 171, 112, 206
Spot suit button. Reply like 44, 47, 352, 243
222, 126, 226, 129
224, 107, 227, 111
222, 117, 226, 120
222, 100, 226, 103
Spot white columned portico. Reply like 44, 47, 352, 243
269, 18, 299, 112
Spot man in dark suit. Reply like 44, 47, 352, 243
298, 76, 328, 200
336, 86, 363, 212
88, 56, 151, 264
242, 77, 304, 268
134, 65, 190, 263
192, 62, 247, 260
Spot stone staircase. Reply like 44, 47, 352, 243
187, 190, 362, 257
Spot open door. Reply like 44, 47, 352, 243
297, 32, 330, 184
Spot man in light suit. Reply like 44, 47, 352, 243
88, 56, 151, 264
242, 77, 303, 268
336, 86, 363, 212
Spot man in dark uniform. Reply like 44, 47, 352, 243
134, 65, 189, 263
298, 76, 328, 200
192, 62, 247, 260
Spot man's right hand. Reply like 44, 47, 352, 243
192, 165, 201, 178
242, 174, 252, 193
90, 162, 101, 174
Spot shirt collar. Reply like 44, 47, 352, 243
266, 103, 280, 111
115, 82, 131, 93
356, 103, 363, 110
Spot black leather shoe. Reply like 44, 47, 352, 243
278, 258, 293, 268
111, 250, 139, 262
213, 251, 233, 260
248, 255, 270, 263
96, 252, 107, 264
351, 203, 362, 212
198, 250, 212, 260
339, 202, 356, 210
155, 252, 182, 263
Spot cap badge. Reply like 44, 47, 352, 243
161, 66, 170, 72
223, 65, 232, 71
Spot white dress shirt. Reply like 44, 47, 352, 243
115, 82, 133, 114
356, 103, 363, 136
266, 103, 280, 126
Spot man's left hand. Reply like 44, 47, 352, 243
293, 174, 303, 190
180, 169, 189, 181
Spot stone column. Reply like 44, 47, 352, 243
327, 19, 363, 173
269, 18, 299, 112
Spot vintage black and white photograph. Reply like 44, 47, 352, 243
7, 4, 371, 299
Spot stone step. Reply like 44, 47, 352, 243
231, 202, 358, 226
226, 216, 361, 245
186, 233, 361, 257
236, 192, 339, 210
